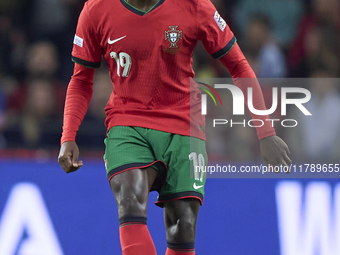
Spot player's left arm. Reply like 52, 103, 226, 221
196, 0, 291, 167
219, 43, 292, 167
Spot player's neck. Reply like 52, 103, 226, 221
125, 0, 159, 12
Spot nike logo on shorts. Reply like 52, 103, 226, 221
108, 36, 127, 45
193, 183, 204, 189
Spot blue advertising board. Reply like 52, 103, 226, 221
1, 160, 339, 255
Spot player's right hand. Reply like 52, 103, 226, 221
58, 141, 83, 173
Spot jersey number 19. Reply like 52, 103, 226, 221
110, 51, 132, 77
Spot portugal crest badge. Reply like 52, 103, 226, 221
165, 26, 182, 48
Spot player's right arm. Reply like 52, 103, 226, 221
58, 63, 95, 173
58, 2, 101, 173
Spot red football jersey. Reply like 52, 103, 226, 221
71, 0, 236, 140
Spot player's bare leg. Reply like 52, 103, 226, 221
110, 167, 157, 255
164, 198, 200, 254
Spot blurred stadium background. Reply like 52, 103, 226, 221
1, 0, 340, 254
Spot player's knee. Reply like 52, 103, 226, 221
110, 173, 149, 217
177, 217, 196, 238
116, 194, 147, 217
111, 180, 148, 217
167, 217, 196, 242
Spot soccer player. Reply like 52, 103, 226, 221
58, 0, 292, 254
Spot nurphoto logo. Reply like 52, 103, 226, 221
199, 82, 312, 128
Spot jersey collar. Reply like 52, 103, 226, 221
120, 0, 165, 16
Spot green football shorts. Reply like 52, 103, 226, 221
103, 126, 207, 207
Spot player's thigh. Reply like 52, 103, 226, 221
156, 135, 207, 207
104, 126, 160, 217
110, 167, 157, 218
104, 126, 160, 180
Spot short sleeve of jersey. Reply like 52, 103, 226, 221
197, 0, 237, 59
71, 3, 102, 68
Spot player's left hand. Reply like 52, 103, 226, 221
260, 135, 292, 168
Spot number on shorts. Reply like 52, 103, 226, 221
189, 152, 205, 182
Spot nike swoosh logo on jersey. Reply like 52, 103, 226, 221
193, 183, 204, 190
108, 36, 127, 45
